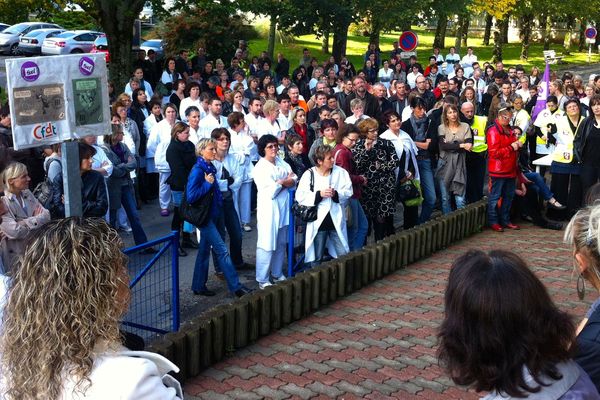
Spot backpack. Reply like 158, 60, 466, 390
33, 158, 60, 209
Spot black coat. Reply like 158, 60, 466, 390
576, 304, 600, 393
51, 169, 108, 218
166, 138, 196, 191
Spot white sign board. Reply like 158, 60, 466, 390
5, 53, 111, 150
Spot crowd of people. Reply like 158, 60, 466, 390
0, 37, 600, 398
1, 40, 599, 296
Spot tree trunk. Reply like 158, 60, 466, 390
368, 20, 381, 47
563, 16, 575, 54
501, 17, 509, 44
322, 30, 329, 54
93, 0, 146, 92
542, 14, 551, 50
461, 14, 470, 47
579, 19, 587, 51
433, 15, 447, 49
492, 25, 503, 63
520, 14, 533, 60
267, 14, 277, 60
455, 14, 465, 52
483, 13, 493, 45
332, 19, 350, 64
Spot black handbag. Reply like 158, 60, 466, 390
395, 179, 420, 203
292, 169, 318, 222
180, 186, 214, 227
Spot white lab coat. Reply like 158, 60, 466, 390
147, 119, 174, 173
198, 113, 229, 139
228, 128, 255, 183
295, 166, 353, 263
178, 97, 201, 122
253, 157, 294, 251
58, 345, 182, 399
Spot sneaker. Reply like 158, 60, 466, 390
273, 275, 287, 282
160, 209, 170, 217
490, 224, 504, 232
258, 282, 273, 290
242, 223, 252, 232
503, 223, 521, 230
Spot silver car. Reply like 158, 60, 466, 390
0, 24, 9, 32
140, 39, 164, 59
18, 28, 64, 56
0, 22, 62, 55
41, 30, 102, 56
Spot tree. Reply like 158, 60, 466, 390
76, 0, 146, 93
482, 13, 493, 45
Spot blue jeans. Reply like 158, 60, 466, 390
192, 218, 242, 293
214, 196, 244, 267
312, 229, 348, 266
524, 172, 553, 201
347, 198, 368, 251
438, 178, 466, 215
488, 177, 516, 226
110, 184, 148, 245
417, 159, 437, 223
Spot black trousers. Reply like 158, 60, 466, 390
465, 152, 486, 204
547, 172, 582, 220
372, 215, 395, 242
580, 164, 600, 203
403, 205, 419, 230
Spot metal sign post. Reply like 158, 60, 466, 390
61, 141, 82, 217
585, 27, 597, 64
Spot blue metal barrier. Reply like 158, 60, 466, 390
287, 189, 309, 277
120, 231, 180, 342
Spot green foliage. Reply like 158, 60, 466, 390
0, 1, 30, 24
50, 11, 99, 30
158, 3, 248, 61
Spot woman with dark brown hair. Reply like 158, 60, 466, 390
438, 249, 599, 398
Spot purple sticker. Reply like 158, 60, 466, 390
21, 61, 40, 82
78, 56, 95, 76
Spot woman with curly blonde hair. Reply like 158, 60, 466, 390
0, 217, 182, 399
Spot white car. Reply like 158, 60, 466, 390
18, 28, 64, 56
41, 30, 102, 55
0, 22, 62, 55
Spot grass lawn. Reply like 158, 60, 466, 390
248, 26, 597, 72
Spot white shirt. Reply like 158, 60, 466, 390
461, 54, 477, 67
125, 81, 154, 98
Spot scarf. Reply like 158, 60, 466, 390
195, 156, 223, 209
112, 143, 126, 163
410, 113, 428, 142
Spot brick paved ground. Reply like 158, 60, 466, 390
184, 223, 592, 399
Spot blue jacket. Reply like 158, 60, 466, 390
186, 157, 221, 220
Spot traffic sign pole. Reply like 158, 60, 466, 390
585, 27, 597, 64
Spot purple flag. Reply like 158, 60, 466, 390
531, 62, 550, 122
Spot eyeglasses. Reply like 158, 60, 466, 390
265, 144, 278, 149
345, 137, 357, 143
368, 129, 378, 133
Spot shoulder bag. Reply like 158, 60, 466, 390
292, 169, 318, 222
180, 186, 214, 227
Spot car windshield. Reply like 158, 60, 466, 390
3, 23, 31, 35
142, 40, 160, 48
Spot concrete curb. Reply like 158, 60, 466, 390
150, 198, 488, 381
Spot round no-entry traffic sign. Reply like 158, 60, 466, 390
585, 27, 597, 39
399, 31, 419, 52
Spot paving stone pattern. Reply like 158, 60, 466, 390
184, 224, 591, 399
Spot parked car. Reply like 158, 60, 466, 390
0, 22, 62, 55
0, 24, 9, 32
140, 39, 164, 59
90, 34, 109, 63
18, 28, 64, 56
41, 30, 102, 55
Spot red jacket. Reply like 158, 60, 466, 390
486, 120, 518, 178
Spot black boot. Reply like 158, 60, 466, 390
181, 232, 198, 249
